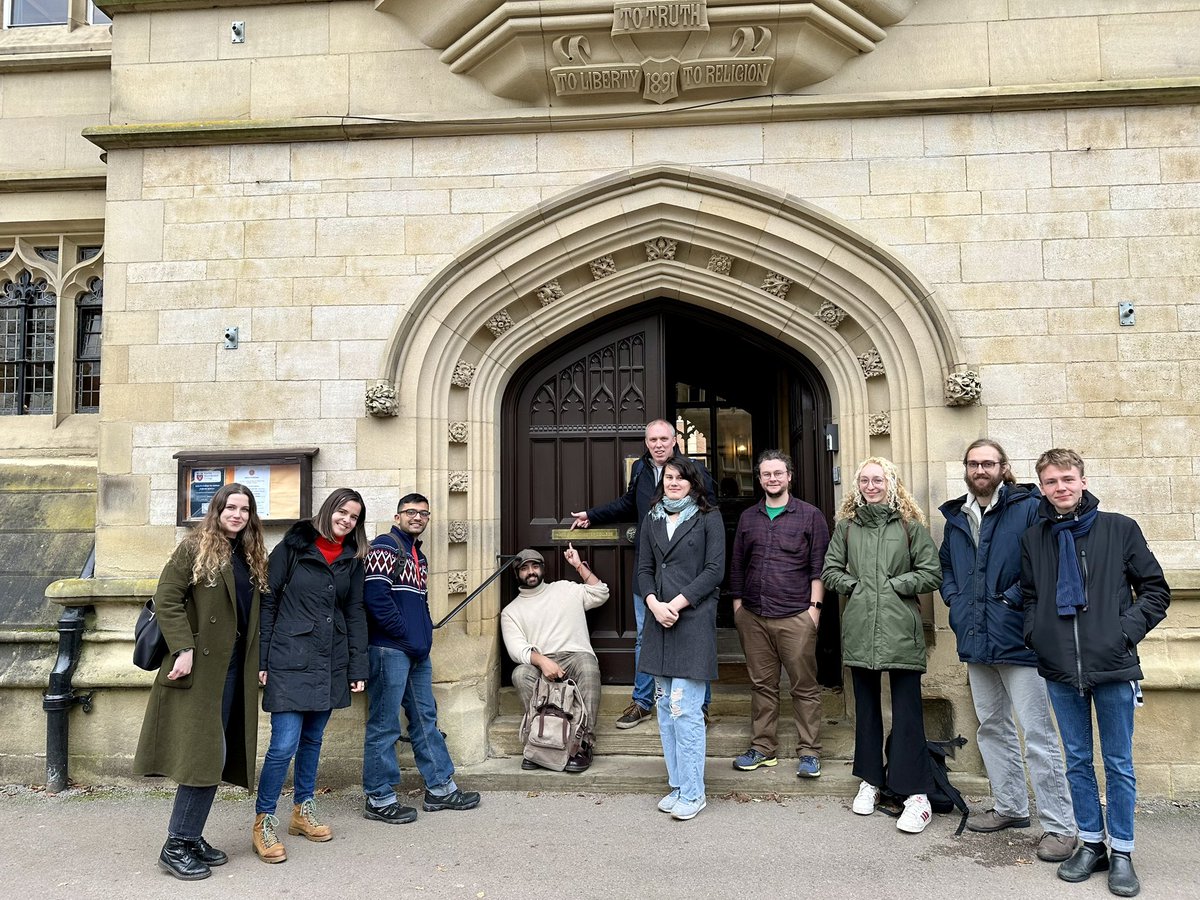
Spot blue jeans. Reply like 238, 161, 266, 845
634, 593, 711, 711
1047, 679, 1137, 852
655, 676, 706, 802
363, 646, 456, 807
256, 709, 333, 815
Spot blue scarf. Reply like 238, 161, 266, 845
1050, 504, 1099, 617
649, 495, 699, 525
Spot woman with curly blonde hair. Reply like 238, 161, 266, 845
822, 457, 942, 834
134, 483, 268, 880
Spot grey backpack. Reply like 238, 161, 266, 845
519, 677, 588, 772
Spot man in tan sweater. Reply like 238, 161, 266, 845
500, 545, 609, 772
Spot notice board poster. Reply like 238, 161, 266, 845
188, 468, 226, 518
176, 449, 316, 526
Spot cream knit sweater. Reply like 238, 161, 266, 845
500, 579, 610, 666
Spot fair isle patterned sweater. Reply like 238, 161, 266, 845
363, 526, 434, 658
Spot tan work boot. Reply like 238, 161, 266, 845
288, 798, 333, 842
252, 813, 287, 863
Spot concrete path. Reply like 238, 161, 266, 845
3, 784, 1198, 900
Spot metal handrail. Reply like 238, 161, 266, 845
433, 554, 519, 629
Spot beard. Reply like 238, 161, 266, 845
764, 485, 788, 502
965, 471, 1002, 499
521, 572, 544, 589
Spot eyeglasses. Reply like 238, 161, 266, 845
857, 476, 886, 487
399, 509, 431, 519
965, 460, 1001, 471
759, 471, 789, 482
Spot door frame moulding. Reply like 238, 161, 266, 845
373, 163, 975, 631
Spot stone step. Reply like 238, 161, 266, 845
496, 684, 847, 719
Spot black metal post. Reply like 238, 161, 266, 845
433, 555, 518, 629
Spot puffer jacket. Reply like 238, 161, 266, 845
938, 482, 1040, 666
1020, 491, 1170, 690
821, 502, 941, 672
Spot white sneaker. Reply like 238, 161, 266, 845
852, 780, 880, 815
897, 794, 932, 833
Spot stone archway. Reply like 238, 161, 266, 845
368, 163, 979, 761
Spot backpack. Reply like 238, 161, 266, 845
880, 734, 970, 835
519, 677, 589, 772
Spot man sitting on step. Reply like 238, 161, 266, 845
501, 545, 609, 773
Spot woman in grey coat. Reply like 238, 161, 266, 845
636, 455, 725, 821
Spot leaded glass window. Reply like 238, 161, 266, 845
75, 276, 102, 413
1, 270, 57, 415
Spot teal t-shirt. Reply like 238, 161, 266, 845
766, 504, 786, 520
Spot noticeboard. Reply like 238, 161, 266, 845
174, 448, 319, 526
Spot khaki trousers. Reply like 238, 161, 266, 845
734, 606, 822, 757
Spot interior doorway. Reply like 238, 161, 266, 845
502, 302, 840, 685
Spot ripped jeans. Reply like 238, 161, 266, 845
654, 677, 706, 803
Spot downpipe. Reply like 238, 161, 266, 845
42, 546, 96, 793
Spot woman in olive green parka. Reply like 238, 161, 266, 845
134, 483, 268, 881
821, 457, 941, 834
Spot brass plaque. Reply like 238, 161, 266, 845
550, 528, 620, 542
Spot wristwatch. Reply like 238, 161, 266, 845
811, 600, 823, 610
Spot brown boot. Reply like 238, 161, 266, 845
252, 813, 287, 863
289, 798, 333, 842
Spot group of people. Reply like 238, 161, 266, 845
131, 423, 1170, 898
544, 421, 1168, 897
134, 486, 479, 882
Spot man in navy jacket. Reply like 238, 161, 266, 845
939, 439, 1075, 861
570, 419, 716, 728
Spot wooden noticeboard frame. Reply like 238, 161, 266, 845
174, 448, 319, 527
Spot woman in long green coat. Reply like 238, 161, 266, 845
134, 482, 269, 880
821, 457, 941, 835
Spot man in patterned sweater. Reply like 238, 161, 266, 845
361, 492, 480, 824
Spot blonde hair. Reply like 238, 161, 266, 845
836, 456, 927, 526
185, 483, 269, 589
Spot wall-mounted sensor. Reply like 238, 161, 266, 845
232, 21, 246, 43
1118, 302, 1135, 327
224, 326, 239, 349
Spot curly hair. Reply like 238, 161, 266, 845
184, 483, 269, 589
836, 456, 927, 526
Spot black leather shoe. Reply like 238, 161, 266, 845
423, 788, 481, 812
1058, 843, 1110, 883
565, 745, 593, 774
187, 836, 227, 867
158, 838, 212, 881
520, 758, 541, 771
1108, 853, 1141, 897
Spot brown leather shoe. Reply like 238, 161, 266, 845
289, 799, 333, 842
252, 813, 287, 863
1036, 831, 1078, 862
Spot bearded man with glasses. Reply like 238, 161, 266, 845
938, 440, 1075, 861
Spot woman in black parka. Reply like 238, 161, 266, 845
253, 488, 369, 863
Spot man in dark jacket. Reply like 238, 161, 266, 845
939, 439, 1075, 862
1021, 449, 1170, 897
361, 492, 480, 824
729, 450, 829, 778
570, 418, 716, 729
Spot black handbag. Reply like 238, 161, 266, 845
132, 598, 168, 671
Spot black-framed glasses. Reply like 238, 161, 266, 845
965, 460, 1000, 471
399, 509, 431, 519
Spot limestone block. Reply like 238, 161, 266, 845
1129, 236, 1200, 278
949, 309, 1046, 338
1047, 234, 1134, 278
291, 193, 348, 219
856, 217, 925, 246
752, 161, 870, 198
977, 363, 1067, 405
215, 344, 276, 382
99, 383, 175, 422
1141, 417, 1200, 458
818, 22, 988, 93
450, 186, 542, 214
1051, 149, 1160, 187
413, 134, 536, 178
356, 417, 417, 472
406, 214, 485, 255
981, 190, 1027, 215
290, 140, 413, 182
965, 152, 1052, 191
95, 525, 177, 576
988, 17, 1100, 85
431, 682, 489, 766
328, 1, 424, 54
251, 305, 310, 342
112, 11, 150, 66
869, 157, 965, 195
960, 240, 1042, 283
244, 218, 316, 259
860, 195, 911, 219
310, 305, 398, 342
1026, 187, 1112, 213
634, 124, 764, 167
276, 340, 339, 381
536, 130, 634, 171
1090, 209, 1200, 239
315, 217, 407, 257
147, 9, 220, 62
227, 143, 291, 183
909, 192, 980, 217
847, 116, 922, 160
1161, 148, 1200, 184
99, 423, 133, 476
1066, 108, 1128, 151
172, 380, 314, 421
105, 311, 159, 346
251, 54, 349, 119
924, 110, 1066, 156
126, 261, 207, 285
320, 379, 367, 419
164, 195, 290, 224
891, 242, 961, 283
111, 61, 251, 124
98, 475, 151, 526
1050, 420, 1146, 460
338, 340, 388, 379
162, 221, 245, 261
142, 146, 230, 189
103, 201, 164, 264
927, 211, 1087, 244
1066, 362, 1181, 403
1099, 11, 1200, 80
1054, 304, 1177, 334
1127, 104, 1200, 149
219, 4, 331, 58
970, 334, 1114, 365
102, 345, 129, 387
128, 344, 216, 383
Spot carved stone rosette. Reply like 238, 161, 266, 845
535, 279, 564, 307
447, 520, 468, 543
485, 310, 515, 337
944, 370, 983, 407
448, 421, 468, 444
816, 300, 847, 329
706, 253, 732, 275
589, 254, 617, 280
364, 380, 399, 417
451, 360, 476, 389
760, 272, 794, 299
645, 237, 677, 261
447, 570, 469, 594
858, 348, 885, 379
868, 412, 891, 436
448, 471, 469, 493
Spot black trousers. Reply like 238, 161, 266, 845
167, 646, 242, 840
850, 666, 933, 797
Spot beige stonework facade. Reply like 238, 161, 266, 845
2, 0, 1198, 795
